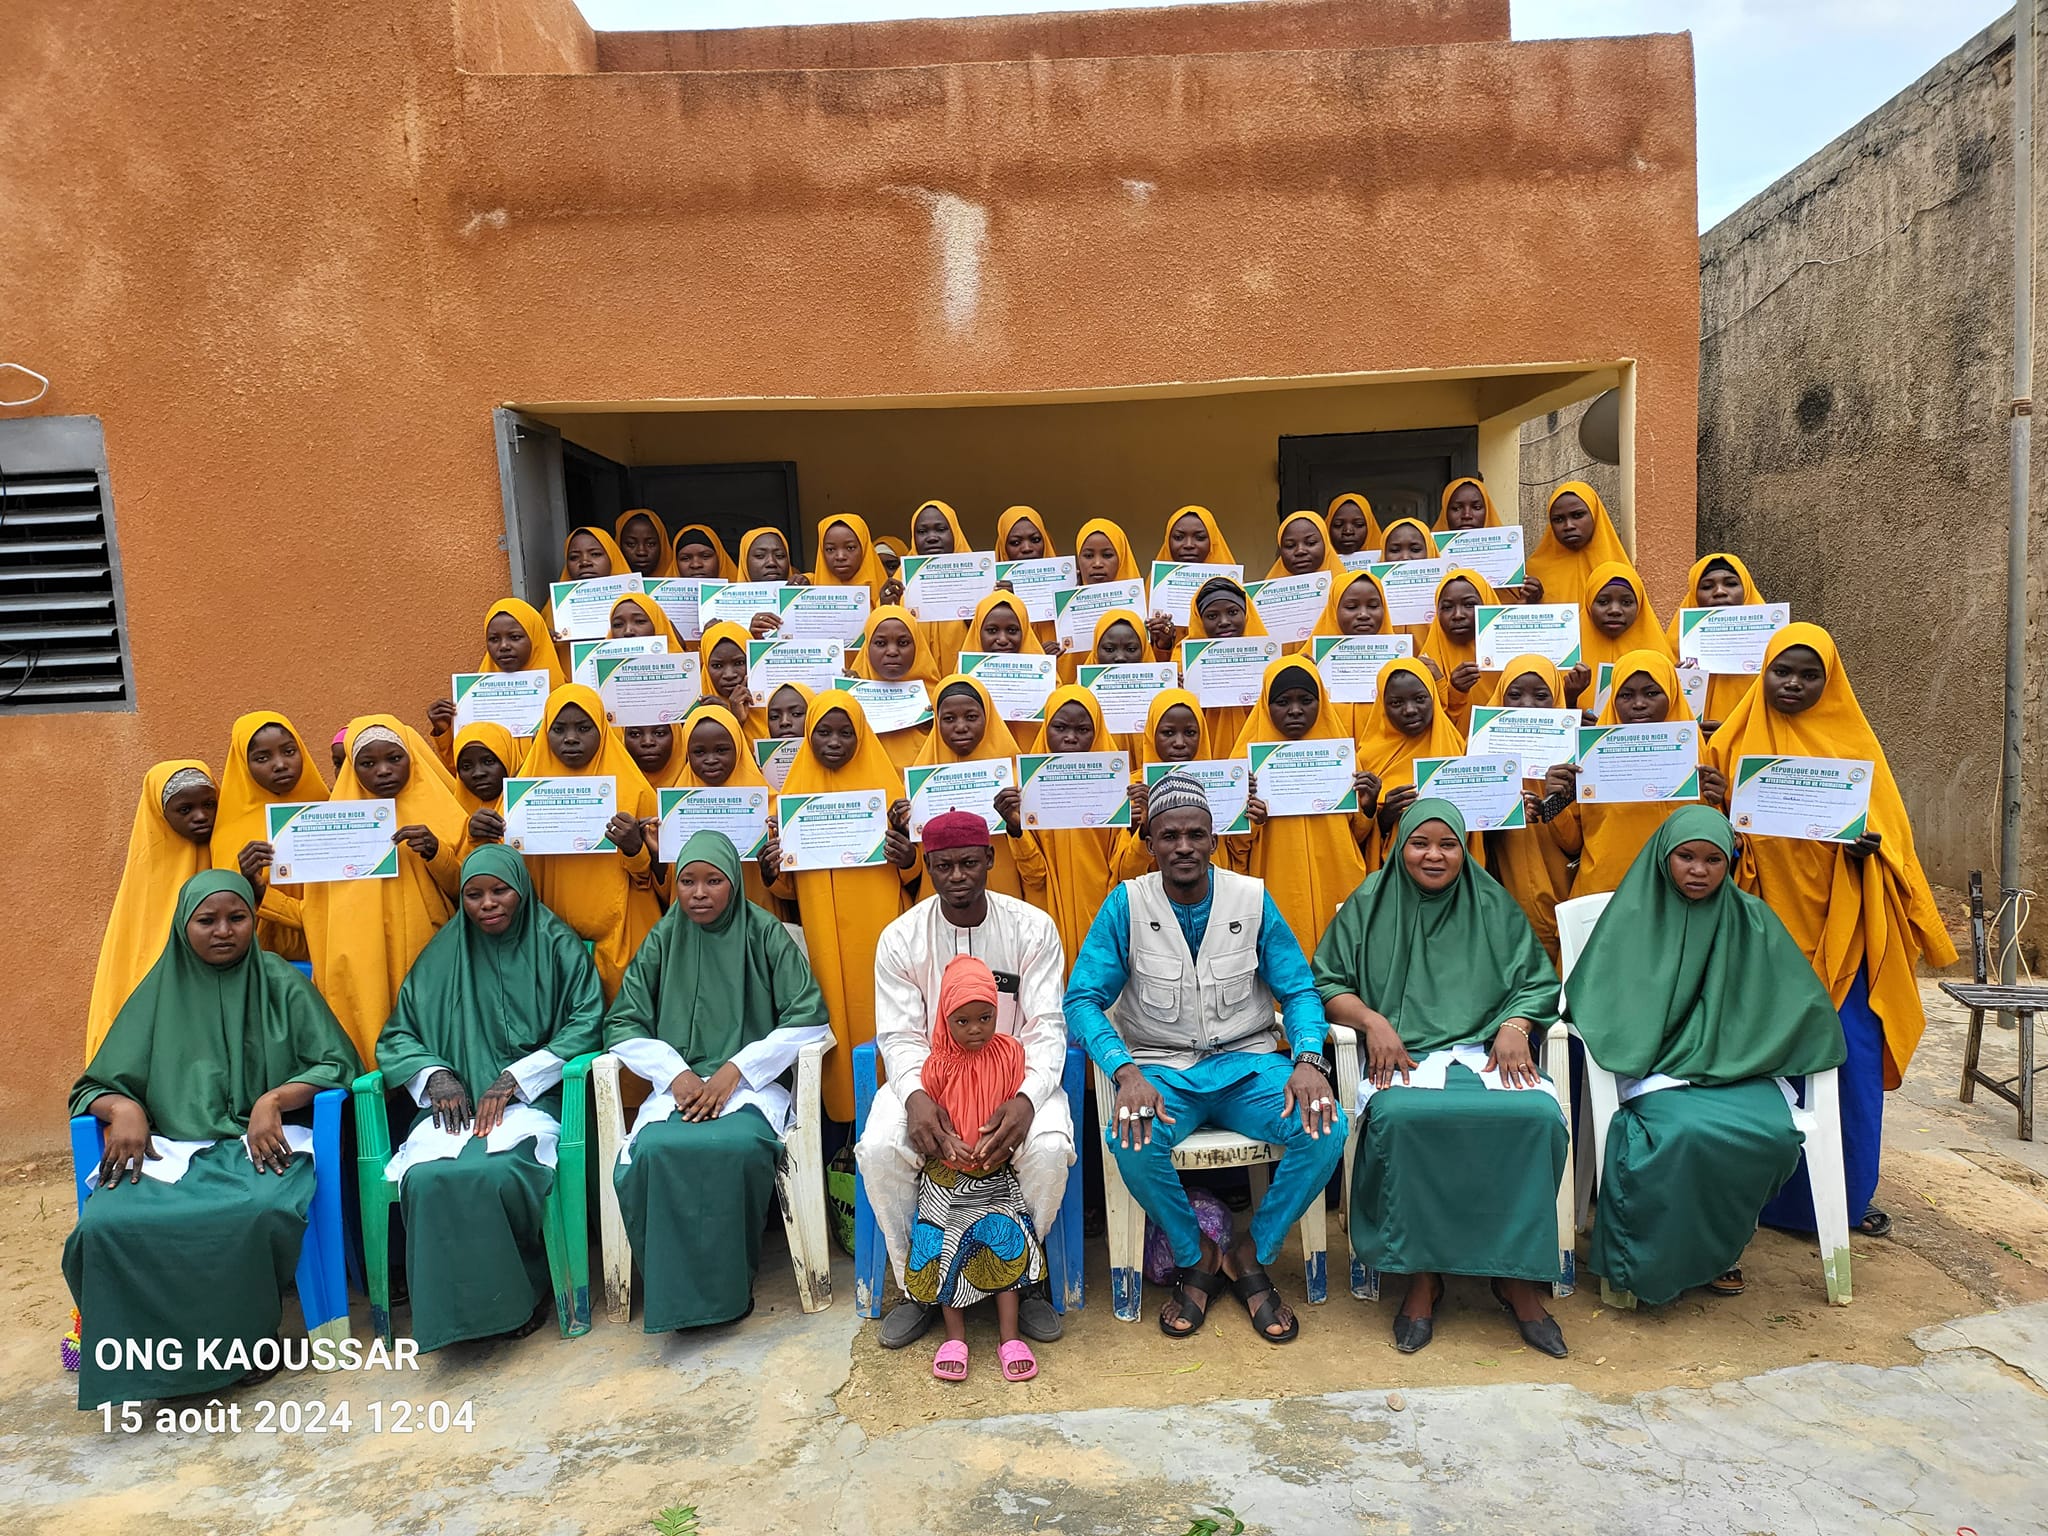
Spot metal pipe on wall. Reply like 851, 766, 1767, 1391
2002, 0, 2036, 993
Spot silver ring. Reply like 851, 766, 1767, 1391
1314, 1097, 1332, 1110
1138, 1105, 1155, 1118
1117, 1106, 1133, 1121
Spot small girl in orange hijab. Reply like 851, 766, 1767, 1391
907, 952, 1044, 1385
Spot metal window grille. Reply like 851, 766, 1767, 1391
0, 416, 134, 713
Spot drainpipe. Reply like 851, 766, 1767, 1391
2002, 0, 2035, 995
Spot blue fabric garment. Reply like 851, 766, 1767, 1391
1063, 879, 1327, 1080
1759, 967, 1883, 1232
1105, 1051, 1347, 1266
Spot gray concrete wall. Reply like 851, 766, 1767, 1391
1698, 5, 2046, 916
1519, 399, 1623, 544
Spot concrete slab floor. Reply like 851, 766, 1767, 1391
2, 978, 2044, 1535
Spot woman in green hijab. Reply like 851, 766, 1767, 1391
64, 871, 359, 1409
607, 830, 830, 1331
376, 845, 605, 1351
1312, 799, 1570, 1358
1572, 806, 1847, 1304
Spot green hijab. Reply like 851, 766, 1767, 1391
376, 845, 605, 1115
1311, 799, 1560, 1053
603, 831, 827, 1074
71, 871, 360, 1138
1568, 806, 1847, 1084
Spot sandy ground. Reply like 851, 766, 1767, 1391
4, 977, 2046, 1533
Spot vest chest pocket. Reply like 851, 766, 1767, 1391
1208, 947, 1259, 1010
1131, 955, 1184, 1022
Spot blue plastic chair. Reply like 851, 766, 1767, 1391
851, 1039, 1087, 1319
69, 1086, 351, 1345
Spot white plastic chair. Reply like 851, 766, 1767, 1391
1094, 1020, 1359, 1323
590, 922, 836, 1323
1555, 891, 1851, 1308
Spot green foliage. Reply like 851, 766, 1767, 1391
1177, 1507, 1247, 1536
650, 1506, 700, 1536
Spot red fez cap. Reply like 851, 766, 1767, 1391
922, 810, 993, 852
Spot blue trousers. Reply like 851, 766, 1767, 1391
1107, 1051, 1347, 1267
1761, 967, 1883, 1232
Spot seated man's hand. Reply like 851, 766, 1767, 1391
969, 1094, 1033, 1171
904, 1089, 975, 1166
1110, 1064, 1175, 1149
1283, 1060, 1339, 1139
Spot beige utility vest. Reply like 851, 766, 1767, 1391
1111, 869, 1281, 1071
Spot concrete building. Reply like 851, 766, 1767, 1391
0, 0, 1700, 1150
1697, 5, 2043, 912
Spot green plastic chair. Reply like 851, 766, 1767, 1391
351, 1052, 600, 1344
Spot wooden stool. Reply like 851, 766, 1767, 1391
1948, 871, 2048, 1141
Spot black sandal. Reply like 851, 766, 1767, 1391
1229, 1262, 1300, 1344
1706, 1268, 1745, 1296
1859, 1208, 1892, 1239
1160, 1264, 1228, 1339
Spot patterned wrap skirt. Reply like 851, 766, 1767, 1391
905, 1159, 1045, 1308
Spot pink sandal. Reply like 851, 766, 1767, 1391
932, 1339, 969, 1382
998, 1339, 1038, 1382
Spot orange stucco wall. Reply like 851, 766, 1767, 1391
0, 0, 1696, 1152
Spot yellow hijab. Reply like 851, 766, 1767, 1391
1706, 624, 1957, 1084
849, 603, 942, 686
780, 690, 916, 1118
1527, 482, 1635, 611
1475, 656, 1574, 960
810, 513, 890, 602
1227, 655, 1368, 955
736, 527, 798, 583
1266, 510, 1348, 581
1666, 551, 1767, 722
1435, 476, 1505, 530
672, 523, 739, 582
1311, 569, 1395, 731
1575, 560, 1671, 706
1377, 517, 1440, 560
907, 500, 975, 677
1574, 650, 1696, 898
967, 590, 1048, 655
915, 674, 1026, 897
1184, 578, 1269, 751
213, 713, 328, 960
672, 702, 782, 914
996, 505, 1059, 558
451, 722, 520, 813
1015, 685, 1122, 978
1417, 566, 1502, 730
1154, 505, 1238, 566
85, 760, 217, 1060
1084, 607, 1153, 761
615, 508, 678, 580
608, 591, 685, 652
1075, 516, 1142, 581
555, 526, 629, 583
697, 619, 759, 734
1326, 491, 1386, 551
305, 718, 466, 1066
477, 598, 567, 690
1139, 686, 1214, 766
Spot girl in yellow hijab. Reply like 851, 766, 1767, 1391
917, 673, 1027, 898
1113, 686, 1227, 881
697, 619, 759, 732
1232, 656, 1368, 957
767, 690, 921, 1118
1572, 560, 1670, 709
1705, 624, 1956, 1235
213, 713, 328, 962
1061, 516, 1146, 683
507, 685, 663, 1000
607, 590, 685, 652
1154, 505, 1237, 567
427, 597, 564, 763
902, 500, 975, 676
1176, 576, 1273, 755
967, 590, 1049, 750
1011, 685, 1123, 978
671, 523, 738, 582
85, 761, 218, 1059
672, 701, 786, 917
735, 528, 806, 639
847, 603, 940, 770
1082, 607, 1153, 762
1555, 650, 1725, 896
1417, 566, 1501, 733
995, 504, 1062, 644
1311, 569, 1396, 737
290, 718, 466, 1065
810, 513, 890, 604
1352, 657, 1469, 871
1666, 551, 1769, 727
1472, 658, 1576, 962
1525, 481, 1635, 611
1325, 493, 1383, 558
1376, 518, 1444, 646
1267, 510, 1348, 582
615, 509, 678, 582
451, 721, 519, 816
544, 526, 631, 671
1436, 476, 1506, 531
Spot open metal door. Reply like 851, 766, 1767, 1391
493, 408, 568, 604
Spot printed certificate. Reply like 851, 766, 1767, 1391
1676, 603, 1792, 675
1412, 754, 1528, 831
1148, 561, 1244, 625
1310, 635, 1413, 703
1437, 527, 1527, 589
1248, 739, 1359, 817
1180, 637, 1285, 708
697, 581, 792, 630
1018, 751, 1133, 830
1144, 758, 1252, 836
1467, 707, 1580, 780
1244, 572, 1335, 644
570, 636, 668, 688
1369, 559, 1452, 627
1729, 755, 1875, 842
1339, 549, 1383, 571
901, 552, 999, 622
657, 785, 772, 861
451, 669, 551, 738
995, 556, 1077, 622
779, 585, 871, 645
502, 776, 618, 855
1475, 604, 1582, 671
597, 650, 702, 727
959, 652, 1059, 722
753, 737, 800, 791
1054, 579, 1148, 648
747, 638, 845, 697
549, 575, 645, 641
906, 759, 1016, 838
1575, 723, 1700, 804
266, 800, 399, 883
644, 578, 710, 641
776, 789, 892, 870
831, 677, 933, 734
1593, 662, 1709, 720
1081, 662, 1181, 734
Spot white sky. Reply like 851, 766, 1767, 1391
569, 0, 2014, 228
